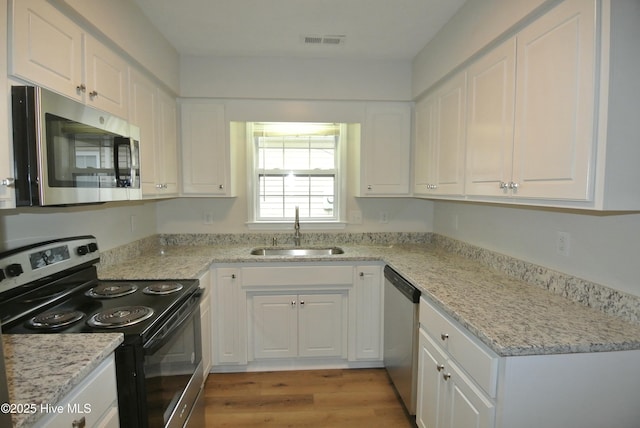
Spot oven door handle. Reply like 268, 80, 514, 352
143, 288, 203, 355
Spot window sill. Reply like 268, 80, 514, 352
246, 221, 347, 231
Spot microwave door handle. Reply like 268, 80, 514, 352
113, 137, 131, 187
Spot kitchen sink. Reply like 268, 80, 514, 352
250, 247, 344, 256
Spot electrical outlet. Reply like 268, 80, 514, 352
556, 232, 570, 256
203, 212, 214, 225
349, 210, 363, 224
379, 211, 389, 224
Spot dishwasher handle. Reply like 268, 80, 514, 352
384, 265, 421, 303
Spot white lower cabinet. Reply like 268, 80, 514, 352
250, 292, 346, 359
211, 263, 383, 371
418, 296, 640, 428
211, 267, 246, 365
418, 329, 494, 428
34, 355, 119, 428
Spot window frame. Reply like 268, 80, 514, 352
246, 122, 347, 229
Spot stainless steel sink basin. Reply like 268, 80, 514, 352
250, 247, 344, 256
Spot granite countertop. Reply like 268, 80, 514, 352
98, 243, 640, 358
3, 333, 123, 428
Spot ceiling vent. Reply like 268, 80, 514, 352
302, 35, 346, 46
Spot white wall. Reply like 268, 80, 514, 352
0, 201, 157, 251
412, 0, 556, 97
181, 56, 412, 101
433, 201, 640, 298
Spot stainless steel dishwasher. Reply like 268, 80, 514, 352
383, 265, 421, 416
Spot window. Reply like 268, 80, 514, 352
249, 122, 345, 224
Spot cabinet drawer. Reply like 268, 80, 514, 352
34, 355, 118, 428
242, 266, 353, 287
420, 297, 499, 397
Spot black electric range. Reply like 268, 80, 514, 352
0, 236, 204, 428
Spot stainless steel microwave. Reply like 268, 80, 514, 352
11, 86, 141, 206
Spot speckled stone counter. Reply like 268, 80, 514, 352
3, 334, 123, 428
97, 235, 640, 358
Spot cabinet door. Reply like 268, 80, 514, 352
85, 34, 129, 118
180, 101, 231, 196
417, 329, 448, 428
354, 266, 383, 360
465, 38, 516, 197
157, 89, 179, 195
512, 0, 596, 200
129, 68, 159, 196
361, 103, 411, 195
0, 0, 14, 209
413, 95, 437, 196
213, 268, 246, 364
298, 293, 346, 358
443, 360, 495, 428
10, 0, 84, 101
432, 72, 467, 195
252, 294, 298, 359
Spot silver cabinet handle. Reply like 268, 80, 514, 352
441, 333, 449, 341
291, 300, 296, 306
359, 272, 364, 277
72, 417, 86, 428
76, 84, 86, 93
367, 185, 372, 190
499, 181, 509, 189
509, 182, 519, 190
219, 184, 224, 189
442, 373, 451, 381
231, 274, 236, 279
89, 90, 98, 99
300, 300, 304, 306
436, 363, 445, 372
1, 178, 15, 187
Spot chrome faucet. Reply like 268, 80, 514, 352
293, 206, 301, 247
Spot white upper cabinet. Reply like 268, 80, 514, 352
355, 102, 411, 196
464, 38, 516, 197
129, 68, 178, 198
157, 89, 179, 195
0, 0, 14, 209
180, 100, 236, 197
414, 72, 467, 196
471, 0, 597, 204
10, 0, 129, 118
84, 34, 129, 119
416, 0, 640, 210
10, 0, 83, 101
511, 0, 596, 200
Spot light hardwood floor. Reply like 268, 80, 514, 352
204, 368, 415, 427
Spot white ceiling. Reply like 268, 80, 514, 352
132, 0, 466, 60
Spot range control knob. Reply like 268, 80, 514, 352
6, 263, 24, 277
88, 243, 99, 253
77, 245, 89, 256
0, 269, 5, 281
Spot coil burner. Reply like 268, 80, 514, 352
143, 282, 184, 295
26, 310, 85, 330
87, 306, 154, 328
86, 282, 138, 298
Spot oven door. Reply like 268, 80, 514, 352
143, 292, 204, 428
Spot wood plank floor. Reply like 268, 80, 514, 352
204, 368, 415, 427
